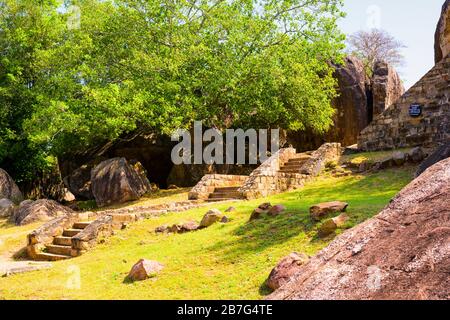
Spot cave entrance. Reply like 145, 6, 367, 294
366, 88, 374, 124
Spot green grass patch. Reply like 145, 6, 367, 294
340, 148, 413, 166
0, 167, 414, 300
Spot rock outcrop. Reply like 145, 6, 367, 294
11, 199, 74, 226
0, 198, 15, 218
359, 4, 450, 152
435, 0, 450, 63
0, 168, 23, 204
267, 158, 450, 300
358, 54, 450, 151
266, 253, 310, 291
329, 56, 370, 147
416, 143, 450, 177
91, 158, 151, 207
288, 57, 369, 149
127, 259, 164, 281
372, 60, 405, 116
63, 160, 99, 200
288, 56, 403, 150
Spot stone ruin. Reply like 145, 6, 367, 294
358, 0, 450, 151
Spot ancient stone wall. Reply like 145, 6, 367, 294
300, 143, 342, 176
188, 174, 248, 200
26, 211, 100, 259
358, 55, 450, 151
239, 144, 341, 200
238, 148, 297, 199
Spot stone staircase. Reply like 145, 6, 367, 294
207, 186, 242, 202
35, 221, 92, 261
278, 153, 312, 174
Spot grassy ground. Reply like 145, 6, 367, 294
340, 148, 413, 167
0, 220, 42, 260
77, 188, 191, 211
0, 166, 415, 300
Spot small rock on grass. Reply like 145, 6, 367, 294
155, 225, 169, 233
258, 203, 272, 211
267, 205, 286, 216
318, 213, 349, 238
249, 208, 266, 221
310, 201, 348, 221
127, 259, 164, 281
181, 221, 200, 232
200, 209, 223, 228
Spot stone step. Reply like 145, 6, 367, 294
63, 229, 83, 237
206, 198, 235, 202
214, 187, 241, 192
279, 168, 302, 173
35, 252, 71, 261
280, 165, 302, 169
281, 164, 303, 169
209, 192, 241, 199
283, 161, 306, 167
292, 153, 312, 160
46, 244, 72, 256
53, 236, 72, 246
278, 172, 305, 178
72, 222, 91, 229
286, 158, 308, 163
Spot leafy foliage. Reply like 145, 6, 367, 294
0, 0, 345, 182
347, 28, 406, 77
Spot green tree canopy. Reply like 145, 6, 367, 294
0, 0, 345, 182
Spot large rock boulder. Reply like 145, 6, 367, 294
289, 56, 369, 149
11, 199, 74, 226
268, 158, 450, 300
435, 0, 450, 63
0, 198, 15, 218
287, 56, 405, 150
372, 60, 404, 116
91, 158, 151, 207
63, 161, 98, 200
329, 56, 370, 147
0, 168, 23, 204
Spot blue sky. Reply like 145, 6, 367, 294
338, 0, 444, 89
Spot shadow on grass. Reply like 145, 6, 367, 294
0, 218, 17, 230
199, 168, 414, 263
12, 246, 28, 260
122, 276, 134, 284
259, 281, 273, 296
141, 188, 191, 201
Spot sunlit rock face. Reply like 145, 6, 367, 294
435, 0, 450, 63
